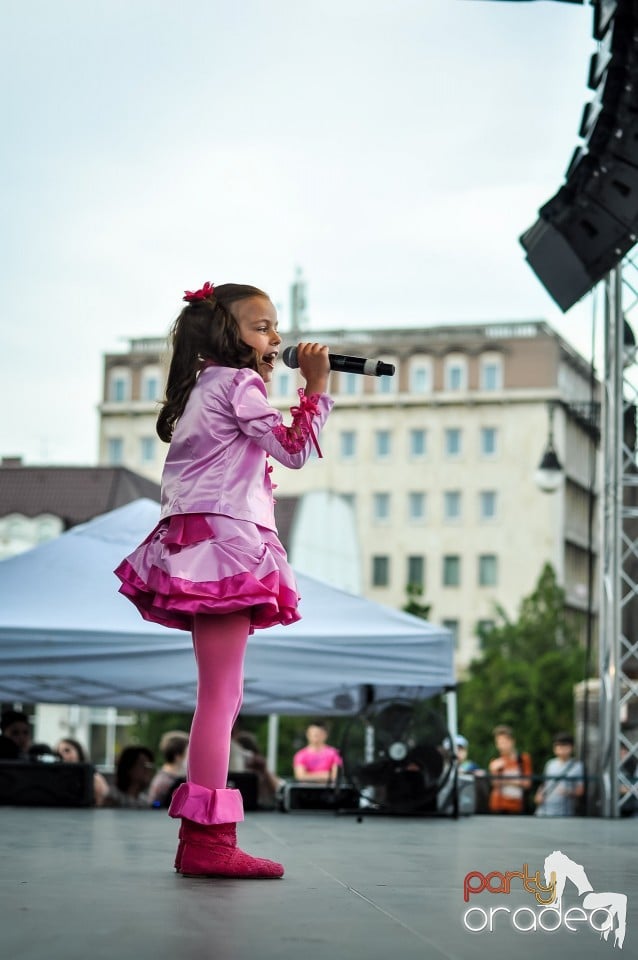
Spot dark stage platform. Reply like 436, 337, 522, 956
1, 807, 636, 960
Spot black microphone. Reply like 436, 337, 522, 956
282, 346, 395, 377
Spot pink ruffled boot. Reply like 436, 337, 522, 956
169, 782, 284, 879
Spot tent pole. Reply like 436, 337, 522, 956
267, 713, 279, 776
445, 686, 458, 743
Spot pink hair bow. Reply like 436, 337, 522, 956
183, 282, 215, 302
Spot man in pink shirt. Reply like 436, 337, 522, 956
293, 722, 343, 784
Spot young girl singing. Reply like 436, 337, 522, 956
115, 282, 332, 879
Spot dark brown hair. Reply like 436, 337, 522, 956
115, 745, 155, 792
57, 737, 88, 763
156, 282, 270, 442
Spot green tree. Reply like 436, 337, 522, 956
403, 582, 431, 620
457, 564, 586, 772
129, 711, 194, 755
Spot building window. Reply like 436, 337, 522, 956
408, 492, 426, 521
442, 619, 459, 648
372, 555, 390, 587
109, 372, 130, 402
480, 427, 497, 457
142, 371, 160, 401
375, 430, 391, 459
479, 490, 497, 520
409, 428, 427, 458
140, 437, 156, 463
373, 492, 391, 522
340, 493, 356, 511
444, 491, 461, 521
444, 355, 467, 391
341, 372, 362, 396
478, 554, 498, 586
275, 371, 291, 396
340, 431, 357, 459
107, 437, 124, 464
480, 354, 503, 391
443, 555, 461, 587
444, 428, 462, 457
410, 362, 431, 394
407, 555, 425, 590
375, 361, 398, 394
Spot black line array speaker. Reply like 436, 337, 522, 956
0, 761, 94, 806
521, 0, 638, 311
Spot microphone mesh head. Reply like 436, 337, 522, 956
282, 346, 298, 369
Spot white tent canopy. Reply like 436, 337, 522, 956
0, 499, 455, 715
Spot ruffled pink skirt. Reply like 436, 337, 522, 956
114, 513, 300, 632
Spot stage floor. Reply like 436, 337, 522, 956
1, 807, 636, 960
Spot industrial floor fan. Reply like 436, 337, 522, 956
338, 698, 456, 816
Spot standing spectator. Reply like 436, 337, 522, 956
455, 735, 481, 774
0, 710, 32, 759
488, 724, 532, 814
105, 745, 155, 808
148, 731, 189, 808
534, 732, 584, 817
55, 738, 110, 807
293, 722, 342, 784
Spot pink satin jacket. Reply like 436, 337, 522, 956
160, 365, 333, 532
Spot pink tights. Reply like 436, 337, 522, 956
187, 612, 251, 790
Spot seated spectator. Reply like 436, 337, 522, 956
147, 731, 189, 808
487, 724, 532, 814
534, 732, 584, 817
293, 722, 342, 785
55, 737, 110, 807
230, 726, 283, 808
0, 709, 32, 759
105, 745, 155, 808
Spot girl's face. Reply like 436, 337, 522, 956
57, 740, 80, 763
232, 297, 281, 383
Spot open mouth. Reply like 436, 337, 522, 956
261, 352, 278, 369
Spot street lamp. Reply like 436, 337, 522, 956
535, 398, 601, 493
535, 402, 563, 493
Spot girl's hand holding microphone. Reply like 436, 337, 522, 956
295, 342, 331, 396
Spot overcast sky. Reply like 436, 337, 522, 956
1, 0, 597, 464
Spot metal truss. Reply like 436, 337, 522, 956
599, 259, 638, 816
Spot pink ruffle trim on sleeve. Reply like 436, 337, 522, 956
271, 390, 323, 457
